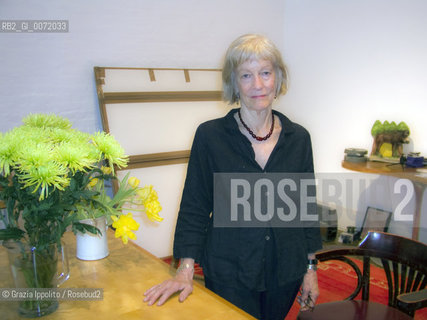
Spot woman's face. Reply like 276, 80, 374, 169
236, 59, 276, 112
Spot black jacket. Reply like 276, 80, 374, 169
173, 108, 322, 290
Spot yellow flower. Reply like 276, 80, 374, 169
101, 166, 112, 175
127, 176, 140, 189
111, 213, 140, 244
136, 187, 149, 201
134, 184, 163, 221
144, 200, 163, 222
137, 185, 157, 202
88, 177, 99, 188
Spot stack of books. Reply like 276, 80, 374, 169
344, 148, 368, 163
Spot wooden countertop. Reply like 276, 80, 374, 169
0, 230, 255, 320
341, 160, 427, 185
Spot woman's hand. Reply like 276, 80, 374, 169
298, 269, 319, 311
143, 259, 194, 306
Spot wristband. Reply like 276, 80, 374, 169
307, 264, 318, 271
177, 262, 194, 274
307, 258, 318, 271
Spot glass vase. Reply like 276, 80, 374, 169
4, 240, 69, 318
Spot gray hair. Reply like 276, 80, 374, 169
222, 34, 288, 104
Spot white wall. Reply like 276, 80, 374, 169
281, 0, 427, 241
0, 0, 286, 256
0, 0, 285, 134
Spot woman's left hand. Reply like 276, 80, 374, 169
298, 269, 319, 311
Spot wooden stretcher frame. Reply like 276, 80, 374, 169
94, 67, 227, 255
94, 66, 223, 169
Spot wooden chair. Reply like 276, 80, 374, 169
298, 231, 427, 320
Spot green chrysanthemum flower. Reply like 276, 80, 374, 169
18, 161, 70, 200
0, 130, 26, 176
10, 126, 55, 155
48, 127, 90, 145
0, 135, 13, 176
17, 142, 55, 170
23, 113, 72, 130
54, 141, 98, 173
48, 128, 75, 144
91, 132, 128, 172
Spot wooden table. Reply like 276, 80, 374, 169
0, 230, 255, 320
342, 160, 427, 240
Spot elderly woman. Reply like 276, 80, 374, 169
144, 34, 322, 320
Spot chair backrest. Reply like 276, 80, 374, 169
359, 232, 427, 314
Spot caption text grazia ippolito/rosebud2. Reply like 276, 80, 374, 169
0, 288, 103, 301
213, 173, 414, 228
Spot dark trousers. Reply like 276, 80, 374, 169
204, 231, 302, 320
205, 276, 302, 320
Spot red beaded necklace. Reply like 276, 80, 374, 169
238, 109, 275, 141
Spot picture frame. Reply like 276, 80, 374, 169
359, 206, 392, 240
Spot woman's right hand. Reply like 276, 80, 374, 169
143, 258, 194, 306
